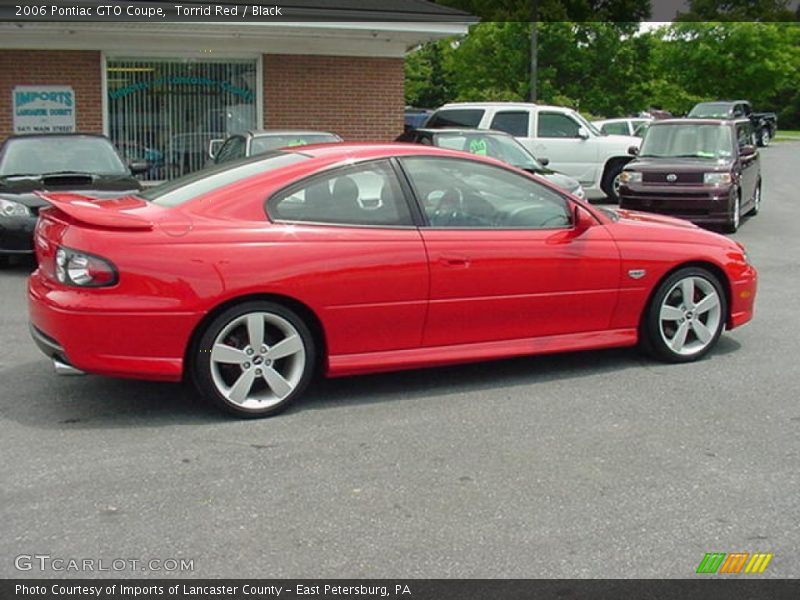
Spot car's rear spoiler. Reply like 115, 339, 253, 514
34, 192, 154, 230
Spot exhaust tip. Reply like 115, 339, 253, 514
53, 359, 85, 376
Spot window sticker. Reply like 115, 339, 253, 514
468, 138, 488, 156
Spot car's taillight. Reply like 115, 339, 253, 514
54, 247, 118, 287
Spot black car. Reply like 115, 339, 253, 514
0, 134, 144, 265
688, 100, 777, 147
396, 128, 586, 198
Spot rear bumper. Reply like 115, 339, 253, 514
0, 214, 37, 255
28, 271, 202, 382
619, 185, 733, 226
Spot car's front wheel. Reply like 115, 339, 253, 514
723, 189, 741, 233
641, 268, 727, 363
193, 301, 316, 418
758, 127, 770, 147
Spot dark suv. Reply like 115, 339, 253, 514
618, 119, 761, 233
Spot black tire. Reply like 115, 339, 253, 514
192, 301, 317, 418
723, 189, 741, 233
640, 267, 727, 364
758, 127, 770, 147
601, 160, 627, 203
747, 183, 761, 217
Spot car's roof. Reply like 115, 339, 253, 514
694, 100, 748, 105
438, 102, 571, 112
412, 128, 513, 137
649, 118, 742, 126
2, 133, 111, 142
245, 129, 339, 138
290, 142, 510, 164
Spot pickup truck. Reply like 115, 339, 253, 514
688, 100, 777, 147
425, 102, 642, 201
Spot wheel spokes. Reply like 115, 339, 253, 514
265, 334, 303, 360
680, 278, 695, 307
694, 293, 720, 316
262, 367, 293, 399
227, 369, 257, 405
246, 314, 265, 349
669, 321, 690, 352
211, 344, 248, 364
692, 320, 713, 344
660, 305, 684, 321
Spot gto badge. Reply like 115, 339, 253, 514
666, 173, 678, 183
628, 269, 647, 280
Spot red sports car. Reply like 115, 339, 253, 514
28, 144, 757, 417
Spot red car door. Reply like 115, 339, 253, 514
399, 156, 621, 347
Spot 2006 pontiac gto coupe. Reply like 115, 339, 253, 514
28, 144, 757, 417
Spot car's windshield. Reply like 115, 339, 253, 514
433, 132, 544, 171
638, 124, 733, 160
141, 152, 310, 207
688, 103, 732, 119
0, 136, 129, 177
251, 134, 340, 156
571, 111, 602, 136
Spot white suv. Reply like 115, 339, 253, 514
426, 102, 642, 201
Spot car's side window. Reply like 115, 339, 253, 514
735, 122, 752, 148
490, 111, 530, 137
268, 160, 413, 227
400, 156, 571, 230
601, 122, 630, 136
215, 136, 246, 164
537, 112, 581, 138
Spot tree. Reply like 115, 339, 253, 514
676, 0, 797, 21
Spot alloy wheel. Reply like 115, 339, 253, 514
209, 311, 307, 410
657, 276, 722, 357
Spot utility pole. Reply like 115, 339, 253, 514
529, 0, 539, 102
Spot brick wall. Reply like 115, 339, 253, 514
0, 50, 103, 140
263, 54, 405, 142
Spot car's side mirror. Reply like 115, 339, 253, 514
208, 139, 224, 160
740, 144, 756, 157
577, 127, 589, 140
128, 160, 150, 175
538, 157, 550, 166
572, 205, 595, 232
628, 145, 639, 156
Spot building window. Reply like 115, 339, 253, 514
106, 57, 258, 180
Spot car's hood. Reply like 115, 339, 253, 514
600, 133, 642, 149
0, 174, 141, 207
627, 157, 732, 174
610, 208, 700, 230
539, 171, 581, 193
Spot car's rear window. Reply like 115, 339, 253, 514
141, 152, 309, 207
426, 109, 485, 129
250, 134, 339, 156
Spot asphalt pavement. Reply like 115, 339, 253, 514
2, 142, 799, 578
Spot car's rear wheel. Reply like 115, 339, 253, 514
747, 183, 761, 216
601, 160, 627, 203
723, 189, 741, 233
641, 268, 727, 363
193, 301, 316, 418
759, 127, 770, 147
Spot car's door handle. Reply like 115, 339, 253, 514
439, 255, 470, 268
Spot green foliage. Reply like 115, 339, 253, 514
676, 0, 796, 21
404, 20, 800, 127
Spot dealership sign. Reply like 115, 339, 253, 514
13, 86, 76, 134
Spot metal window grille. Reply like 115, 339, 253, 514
106, 58, 258, 181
